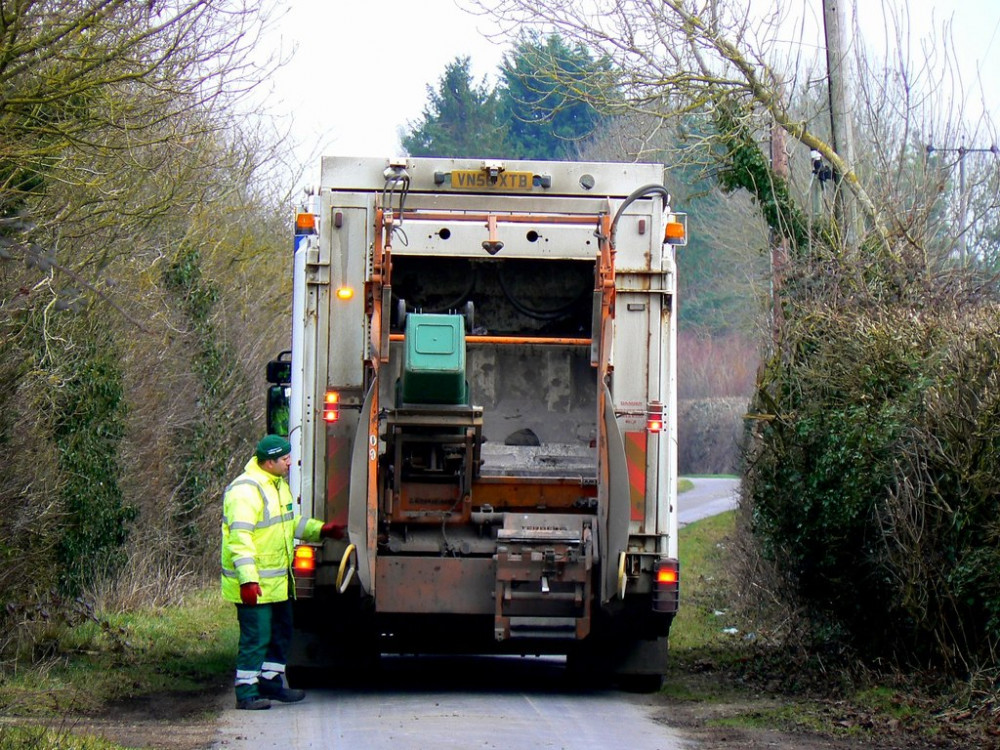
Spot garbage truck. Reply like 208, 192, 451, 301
266, 156, 686, 686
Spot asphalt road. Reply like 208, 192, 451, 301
213, 655, 691, 749
678, 476, 739, 526
212, 478, 737, 749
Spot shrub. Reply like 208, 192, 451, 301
51, 325, 134, 594
744, 294, 1000, 672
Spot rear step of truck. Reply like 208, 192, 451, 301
494, 513, 594, 641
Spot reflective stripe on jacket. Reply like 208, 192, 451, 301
220, 456, 323, 604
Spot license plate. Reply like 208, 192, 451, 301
450, 170, 534, 191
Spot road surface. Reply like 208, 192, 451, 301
213, 655, 692, 749
212, 478, 737, 749
678, 476, 739, 526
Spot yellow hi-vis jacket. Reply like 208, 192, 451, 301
221, 456, 323, 604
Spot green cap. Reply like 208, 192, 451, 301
255, 434, 291, 463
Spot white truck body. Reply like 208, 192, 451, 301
280, 156, 682, 681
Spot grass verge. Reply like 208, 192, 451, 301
0, 724, 128, 750
670, 511, 737, 654
666, 510, 1000, 748
0, 588, 236, 716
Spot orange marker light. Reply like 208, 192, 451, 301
295, 212, 316, 234
293, 545, 316, 574
335, 286, 354, 300
664, 214, 686, 245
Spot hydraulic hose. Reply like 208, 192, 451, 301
609, 184, 671, 248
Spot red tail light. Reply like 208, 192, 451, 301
652, 558, 679, 613
647, 400, 664, 433
656, 567, 678, 584
323, 391, 340, 423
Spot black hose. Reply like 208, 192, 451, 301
393, 260, 477, 314
382, 170, 411, 248
497, 264, 588, 321
423, 266, 477, 313
609, 184, 671, 248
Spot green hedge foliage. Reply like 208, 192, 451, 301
746, 298, 1000, 671
51, 325, 134, 594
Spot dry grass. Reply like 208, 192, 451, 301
82, 534, 203, 614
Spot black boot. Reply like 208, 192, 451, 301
236, 696, 271, 710
259, 678, 305, 703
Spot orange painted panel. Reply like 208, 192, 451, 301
624, 431, 647, 522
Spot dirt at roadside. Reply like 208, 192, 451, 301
2, 687, 230, 750
655, 699, 880, 749
649, 695, 983, 750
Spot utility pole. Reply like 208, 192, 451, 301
770, 121, 789, 343
822, 0, 860, 250
925, 142, 1000, 265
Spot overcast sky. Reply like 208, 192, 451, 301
257, 0, 506, 173
254, 0, 999, 176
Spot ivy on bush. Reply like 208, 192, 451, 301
49, 327, 134, 594
162, 245, 241, 552
713, 103, 815, 253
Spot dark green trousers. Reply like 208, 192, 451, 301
234, 599, 293, 701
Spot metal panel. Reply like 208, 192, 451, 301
391, 219, 602, 261
289, 242, 308, 510
401, 192, 612, 214
646, 290, 665, 539
614, 279, 667, 540
296, 234, 327, 519
661, 250, 680, 559
324, 205, 367, 388
321, 156, 665, 199
610, 207, 661, 273
375, 557, 495, 614
624, 431, 648, 523
612, 287, 653, 427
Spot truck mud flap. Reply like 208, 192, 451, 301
494, 513, 594, 641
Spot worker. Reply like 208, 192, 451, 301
221, 434, 345, 710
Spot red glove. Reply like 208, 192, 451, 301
321, 522, 345, 540
240, 582, 262, 605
